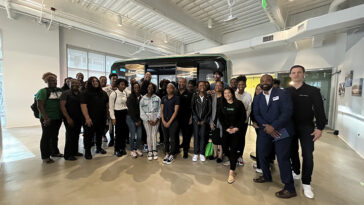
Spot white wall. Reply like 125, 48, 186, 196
0, 11, 60, 128
335, 28, 364, 158
228, 34, 345, 75
0, 11, 161, 128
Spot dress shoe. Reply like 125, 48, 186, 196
275, 189, 297, 199
95, 148, 107, 154
85, 153, 92, 160
114, 151, 123, 157
120, 149, 127, 156
64, 156, 77, 161
43, 158, 55, 164
253, 176, 272, 183
51, 153, 64, 158
216, 158, 223, 163
75, 152, 83, 157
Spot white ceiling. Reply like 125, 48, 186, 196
3, 0, 362, 54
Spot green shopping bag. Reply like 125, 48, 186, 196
205, 141, 214, 157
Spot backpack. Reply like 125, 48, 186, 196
30, 88, 51, 119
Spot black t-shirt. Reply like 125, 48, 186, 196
80, 90, 109, 121
60, 90, 82, 120
161, 95, 180, 122
286, 83, 327, 130
177, 90, 193, 120
218, 100, 246, 130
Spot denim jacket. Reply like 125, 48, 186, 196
140, 94, 161, 121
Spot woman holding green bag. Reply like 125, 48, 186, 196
210, 81, 224, 163
219, 87, 246, 184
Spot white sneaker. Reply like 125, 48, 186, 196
163, 154, 169, 164
292, 171, 301, 180
200, 154, 206, 162
192, 154, 198, 162
237, 157, 244, 166
223, 161, 230, 166
255, 168, 263, 173
147, 152, 153, 161
302, 184, 314, 199
130, 151, 137, 158
153, 151, 158, 160
253, 163, 257, 169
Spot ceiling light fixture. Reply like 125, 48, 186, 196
224, 0, 237, 22
163, 33, 168, 43
117, 15, 123, 27
208, 18, 213, 29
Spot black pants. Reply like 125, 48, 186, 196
64, 120, 82, 158
83, 119, 106, 151
114, 110, 128, 151
239, 123, 248, 157
163, 120, 179, 155
290, 125, 315, 185
158, 123, 164, 144
258, 131, 295, 193
40, 118, 62, 159
222, 130, 241, 171
179, 119, 193, 153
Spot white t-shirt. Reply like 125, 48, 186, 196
109, 89, 128, 119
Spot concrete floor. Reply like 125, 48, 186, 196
0, 126, 363, 205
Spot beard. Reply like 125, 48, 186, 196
262, 84, 273, 91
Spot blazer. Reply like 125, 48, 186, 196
253, 87, 294, 136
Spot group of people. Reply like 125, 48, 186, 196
35, 65, 327, 199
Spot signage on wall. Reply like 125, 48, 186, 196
352, 78, 363, 96
345, 70, 353, 87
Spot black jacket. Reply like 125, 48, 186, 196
126, 93, 142, 123
191, 92, 212, 123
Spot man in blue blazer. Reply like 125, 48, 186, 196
253, 74, 297, 199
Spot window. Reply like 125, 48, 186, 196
67, 47, 124, 84
0, 32, 5, 125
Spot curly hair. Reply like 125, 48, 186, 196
42, 72, 57, 83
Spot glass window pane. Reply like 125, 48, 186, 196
67, 48, 87, 69
89, 52, 105, 72
106, 56, 122, 73
88, 71, 106, 79
68, 68, 88, 79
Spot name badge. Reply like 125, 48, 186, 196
273, 96, 279, 101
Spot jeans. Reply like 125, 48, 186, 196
40, 118, 62, 159
162, 120, 179, 155
193, 122, 206, 155
179, 119, 193, 153
126, 115, 142, 151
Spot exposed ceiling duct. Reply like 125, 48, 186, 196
329, 0, 348, 12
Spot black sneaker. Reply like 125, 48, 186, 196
166, 155, 174, 165
96, 148, 107, 154
163, 155, 169, 164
